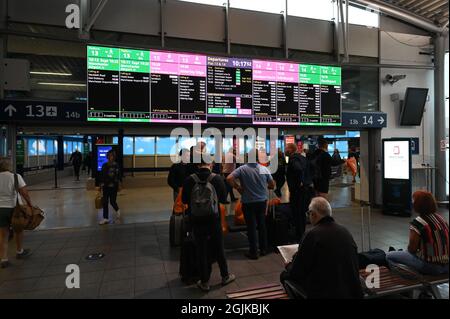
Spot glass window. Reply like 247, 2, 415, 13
112, 136, 118, 144
223, 137, 233, 154
335, 140, 348, 154
179, 137, 197, 150
345, 4, 379, 28
342, 66, 379, 111
27, 139, 37, 156
135, 137, 155, 155
347, 131, 360, 138
177, 0, 224, 6
67, 141, 73, 154
38, 139, 46, 155
156, 137, 177, 155
230, 0, 284, 14
288, 0, 334, 21
123, 137, 134, 155
46, 139, 55, 155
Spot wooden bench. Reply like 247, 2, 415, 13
359, 266, 424, 298
227, 283, 288, 299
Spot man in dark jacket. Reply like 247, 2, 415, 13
280, 197, 363, 299
182, 158, 235, 292
311, 139, 332, 197
167, 149, 190, 201
69, 149, 83, 181
285, 143, 314, 242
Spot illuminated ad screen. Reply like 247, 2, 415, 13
87, 45, 341, 126
383, 140, 410, 180
96, 145, 113, 172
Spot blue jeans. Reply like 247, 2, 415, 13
242, 201, 268, 255
386, 251, 449, 276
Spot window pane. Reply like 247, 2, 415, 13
288, 0, 334, 21
37, 139, 46, 155
156, 137, 177, 155
223, 137, 233, 153
112, 136, 118, 144
230, 0, 284, 14
347, 131, 360, 138
67, 141, 73, 154
123, 137, 134, 155
46, 140, 55, 155
342, 67, 379, 111
335, 140, 348, 154
179, 137, 197, 150
27, 139, 37, 156
345, 4, 379, 28
177, 0, 224, 6
135, 137, 155, 155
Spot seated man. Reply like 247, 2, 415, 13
280, 197, 363, 299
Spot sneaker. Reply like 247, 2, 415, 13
16, 249, 32, 260
99, 219, 109, 225
196, 280, 210, 292
115, 210, 121, 222
0, 260, 10, 269
245, 252, 258, 260
222, 274, 236, 286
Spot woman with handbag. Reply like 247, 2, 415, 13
0, 157, 33, 269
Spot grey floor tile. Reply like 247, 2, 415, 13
134, 274, 168, 292
99, 279, 134, 297
21, 287, 64, 299
34, 274, 68, 290
135, 263, 165, 277
134, 287, 171, 299
62, 284, 100, 299
0, 278, 39, 294
103, 267, 136, 282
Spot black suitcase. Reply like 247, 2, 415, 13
169, 213, 184, 247
179, 233, 199, 284
266, 198, 291, 249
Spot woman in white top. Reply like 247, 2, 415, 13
0, 157, 33, 269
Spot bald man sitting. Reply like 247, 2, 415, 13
280, 197, 363, 299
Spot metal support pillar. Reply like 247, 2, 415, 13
160, 0, 166, 48
433, 34, 447, 201
282, 0, 288, 59
225, 0, 230, 54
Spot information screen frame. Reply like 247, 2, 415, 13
87, 44, 342, 127
382, 139, 411, 180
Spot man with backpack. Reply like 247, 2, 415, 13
182, 157, 235, 292
285, 143, 315, 242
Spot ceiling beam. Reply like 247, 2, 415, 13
354, 0, 444, 33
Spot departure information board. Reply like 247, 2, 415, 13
87, 45, 341, 126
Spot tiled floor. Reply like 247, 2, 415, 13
29, 174, 354, 229
0, 206, 448, 299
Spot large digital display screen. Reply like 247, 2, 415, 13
87, 45, 341, 126
383, 140, 410, 180
97, 145, 113, 172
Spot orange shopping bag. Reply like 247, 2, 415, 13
346, 157, 357, 177
173, 188, 187, 215
234, 200, 246, 226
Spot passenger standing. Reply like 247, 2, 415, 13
222, 147, 237, 203
83, 151, 93, 176
348, 147, 359, 183
272, 148, 286, 198
99, 150, 121, 225
311, 139, 332, 198
0, 158, 33, 268
227, 150, 275, 259
167, 149, 190, 201
285, 143, 314, 242
182, 159, 235, 292
69, 148, 83, 181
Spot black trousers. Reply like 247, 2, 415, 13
193, 218, 229, 284
289, 187, 313, 242
73, 164, 81, 180
273, 173, 286, 197
103, 186, 119, 219
242, 201, 268, 255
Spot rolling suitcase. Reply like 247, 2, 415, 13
169, 212, 184, 247
266, 192, 290, 249
179, 232, 199, 284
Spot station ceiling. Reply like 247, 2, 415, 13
381, 0, 449, 27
